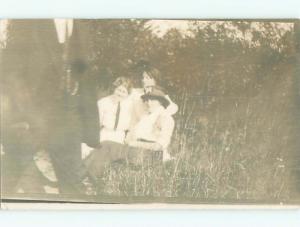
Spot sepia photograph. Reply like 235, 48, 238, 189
1, 19, 300, 205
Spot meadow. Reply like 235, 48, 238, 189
88, 20, 298, 203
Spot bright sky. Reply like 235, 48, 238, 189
146, 20, 293, 38
146, 20, 192, 37
0, 19, 294, 48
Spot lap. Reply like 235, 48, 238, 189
83, 141, 163, 179
125, 146, 163, 167
84, 141, 127, 176
88, 141, 126, 160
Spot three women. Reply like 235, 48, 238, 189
80, 65, 178, 194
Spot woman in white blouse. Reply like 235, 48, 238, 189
126, 87, 175, 163
97, 77, 133, 144
79, 77, 133, 192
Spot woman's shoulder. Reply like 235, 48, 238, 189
128, 88, 143, 101
97, 95, 113, 106
131, 88, 143, 95
159, 110, 175, 123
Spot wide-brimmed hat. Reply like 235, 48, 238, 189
141, 87, 170, 108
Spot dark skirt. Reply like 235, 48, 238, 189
84, 141, 127, 180
83, 141, 163, 180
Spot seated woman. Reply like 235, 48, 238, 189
79, 77, 133, 190
126, 87, 175, 165
97, 77, 133, 144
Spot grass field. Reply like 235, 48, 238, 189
98, 64, 298, 204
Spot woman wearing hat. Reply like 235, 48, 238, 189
125, 87, 175, 164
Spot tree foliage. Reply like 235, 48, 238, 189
81, 20, 297, 201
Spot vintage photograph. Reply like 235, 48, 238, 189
1, 19, 300, 205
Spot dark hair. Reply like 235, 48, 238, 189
133, 60, 163, 87
112, 77, 132, 93
143, 67, 161, 85
142, 96, 170, 109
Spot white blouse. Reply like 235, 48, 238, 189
97, 96, 132, 144
133, 106, 175, 151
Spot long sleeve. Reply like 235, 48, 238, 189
156, 114, 175, 150
165, 95, 178, 115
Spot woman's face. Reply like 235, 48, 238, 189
114, 85, 129, 101
142, 72, 156, 88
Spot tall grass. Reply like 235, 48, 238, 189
96, 74, 294, 203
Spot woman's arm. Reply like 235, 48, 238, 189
157, 114, 175, 150
165, 95, 178, 115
